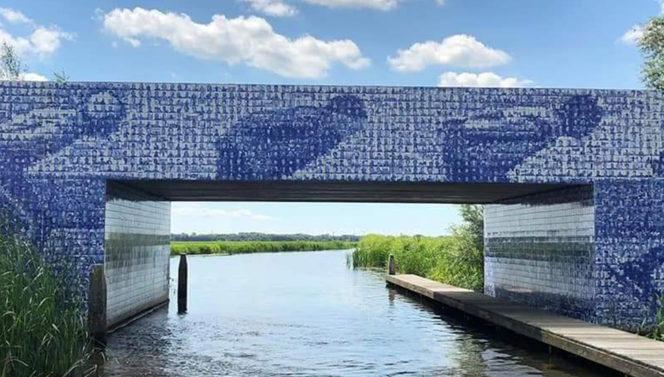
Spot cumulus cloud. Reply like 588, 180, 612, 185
102, 7, 370, 79
0, 27, 72, 57
238, 0, 298, 17
0, 72, 49, 81
438, 72, 533, 88
172, 205, 273, 221
0, 8, 72, 58
21, 72, 48, 81
620, 25, 645, 45
388, 35, 511, 72
0, 8, 33, 24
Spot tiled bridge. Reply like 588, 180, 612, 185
0, 82, 662, 329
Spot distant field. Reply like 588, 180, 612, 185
170, 240, 357, 256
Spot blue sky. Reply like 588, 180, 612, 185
1, 0, 660, 235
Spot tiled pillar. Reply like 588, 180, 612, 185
104, 182, 171, 327
484, 186, 596, 322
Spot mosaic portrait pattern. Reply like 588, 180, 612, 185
0, 81, 662, 328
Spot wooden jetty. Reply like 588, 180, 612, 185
387, 274, 664, 377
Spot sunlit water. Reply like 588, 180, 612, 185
100, 251, 611, 376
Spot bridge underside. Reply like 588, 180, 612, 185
117, 180, 573, 203
105, 180, 599, 328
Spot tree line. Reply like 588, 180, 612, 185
171, 232, 361, 242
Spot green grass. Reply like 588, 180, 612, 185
171, 240, 356, 256
349, 234, 484, 292
0, 228, 94, 377
638, 294, 664, 341
653, 295, 664, 341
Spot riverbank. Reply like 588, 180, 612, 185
171, 240, 356, 256
350, 234, 483, 292
350, 205, 484, 292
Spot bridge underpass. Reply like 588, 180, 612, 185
1, 81, 662, 333
105, 180, 594, 329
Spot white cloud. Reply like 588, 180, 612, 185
102, 7, 370, 79
238, 0, 298, 17
438, 72, 533, 88
21, 72, 48, 81
0, 9, 72, 58
0, 71, 48, 81
172, 205, 273, 221
388, 35, 511, 72
0, 27, 72, 57
29, 27, 71, 55
0, 8, 34, 24
620, 25, 644, 45
0, 8, 33, 24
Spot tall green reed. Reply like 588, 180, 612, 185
350, 234, 484, 292
0, 226, 94, 377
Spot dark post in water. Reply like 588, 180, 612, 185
178, 254, 188, 313
388, 254, 396, 275
89, 264, 107, 346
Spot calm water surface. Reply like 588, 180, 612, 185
100, 251, 610, 377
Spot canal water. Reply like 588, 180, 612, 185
100, 251, 610, 377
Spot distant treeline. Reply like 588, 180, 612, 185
171, 240, 356, 256
171, 232, 360, 242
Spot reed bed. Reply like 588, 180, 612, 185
0, 230, 94, 377
171, 240, 356, 256
349, 234, 484, 292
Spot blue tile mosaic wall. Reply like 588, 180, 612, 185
0, 81, 662, 328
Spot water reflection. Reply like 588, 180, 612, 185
100, 251, 611, 377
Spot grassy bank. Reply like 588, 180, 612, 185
349, 234, 484, 292
0, 229, 93, 376
171, 240, 356, 256
350, 205, 484, 292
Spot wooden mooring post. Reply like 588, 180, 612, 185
178, 254, 188, 313
89, 264, 107, 347
388, 254, 396, 275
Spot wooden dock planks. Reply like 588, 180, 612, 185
387, 274, 664, 377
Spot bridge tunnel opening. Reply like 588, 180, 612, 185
103, 180, 595, 328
